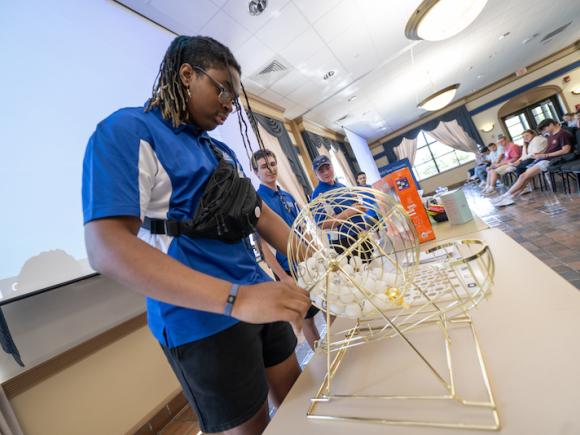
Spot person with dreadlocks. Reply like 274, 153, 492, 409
82, 35, 310, 435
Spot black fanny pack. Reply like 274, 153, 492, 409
143, 141, 262, 243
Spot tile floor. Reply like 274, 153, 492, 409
159, 182, 580, 434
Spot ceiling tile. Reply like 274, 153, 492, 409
146, 0, 219, 34
199, 11, 252, 51
222, 0, 291, 33
269, 69, 309, 96
254, 2, 310, 52
279, 28, 327, 68
235, 36, 275, 77
292, 0, 345, 24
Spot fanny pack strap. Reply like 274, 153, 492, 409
142, 216, 197, 236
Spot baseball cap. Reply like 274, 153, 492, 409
312, 155, 332, 171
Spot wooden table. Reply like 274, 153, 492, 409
265, 228, 580, 435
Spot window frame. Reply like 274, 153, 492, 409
412, 131, 475, 181
501, 95, 564, 142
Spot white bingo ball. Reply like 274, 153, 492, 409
344, 303, 362, 318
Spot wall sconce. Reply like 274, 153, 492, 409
480, 122, 494, 133
572, 86, 580, 96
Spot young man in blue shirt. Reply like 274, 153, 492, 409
252, 149, 321, 350
311, 156, 372, 260
82, 36, 309, 435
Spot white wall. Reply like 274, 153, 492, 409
343, 128, 381, 184
469, 52, 579, 145
419, 162, 476, 195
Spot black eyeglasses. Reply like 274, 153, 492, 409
192, 66, 238, 105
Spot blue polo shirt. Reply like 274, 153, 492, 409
82, 105, 271, 348
311, 181, 367, 237
257, 185, 299, 272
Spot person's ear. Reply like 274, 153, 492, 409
179, 63, 195, 88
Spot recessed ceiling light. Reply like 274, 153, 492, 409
498, 32, 510, 40
347, 95, 357, 102
405, 0, 488, 41
323, 70, 336, 80
477, 74, 484, 79
380, 127, 387, 130
418, 83, 460, 111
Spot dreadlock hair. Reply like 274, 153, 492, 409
146, 35, 241, 128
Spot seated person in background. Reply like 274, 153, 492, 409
492, 118, 573, 207
252, 149, 321, 350
482, 134, 520, 195
563, 112, 577, 129
478, 142, 504, 188
311, 156, 371, 260
468, 146, 489, 182
473, 145, 491, 183
513, 129, 547, 178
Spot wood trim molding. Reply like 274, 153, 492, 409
288, 119, 317, 186
2, 313, 147, 399
369, 40, 580, 148
244, 92, 286, 121
296, 117, 346, 142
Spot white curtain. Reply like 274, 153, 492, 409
256, 124, 307, 207
331, 147, 356, 186
428, 120, 479, 153
396, 137, 418, 164
0, 387, 23, 435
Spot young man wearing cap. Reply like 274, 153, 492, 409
493, 118, 572, 207
311, 156, 370, 259
252, 149, 321, 350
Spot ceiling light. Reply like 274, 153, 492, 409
323, 70, 336, 80
572, 86, 580, 95
248, 0, 268, 16
405, 0, 488, 41
348, 95, 358, 102
480, 122, 494, 133
418, 83, 460, 111
477, 74, 484, 79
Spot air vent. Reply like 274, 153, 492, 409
540, 22, 572, 43
258, 59, 287, 75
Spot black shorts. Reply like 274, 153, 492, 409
161, 321, 297, 433
276, 271, 320, 319
333, 236, 374, 262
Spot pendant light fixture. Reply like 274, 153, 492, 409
405, 0, 488, 41
418, 83, 460, 111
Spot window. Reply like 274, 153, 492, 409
412, 131, 475, 181
502, 96, 564, 143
